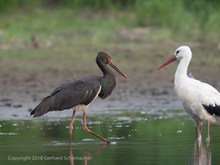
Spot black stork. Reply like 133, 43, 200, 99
30, 51, 127, 144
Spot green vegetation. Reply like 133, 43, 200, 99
135, 0, 220, 37
0, 0, 220, 40
0, 0, 220, 79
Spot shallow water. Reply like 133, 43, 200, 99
1, 114, 220, 165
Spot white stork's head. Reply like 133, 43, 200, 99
174, 46, 192, 61
156, 46, 192, 71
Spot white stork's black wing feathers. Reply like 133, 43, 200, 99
203, 104, 220, 116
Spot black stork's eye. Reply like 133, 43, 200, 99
106, 55, 111, 63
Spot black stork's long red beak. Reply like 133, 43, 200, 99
156, 55, 177, 71
109, 61, 128, 80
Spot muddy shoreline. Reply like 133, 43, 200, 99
1, 64, 220, 120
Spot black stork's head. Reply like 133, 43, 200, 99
96, 51, 128, 80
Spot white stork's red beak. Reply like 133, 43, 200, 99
156, 55, 177, 71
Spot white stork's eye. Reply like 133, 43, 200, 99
176, 50, 180, 54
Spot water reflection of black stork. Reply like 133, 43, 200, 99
69, 143, 108, 165
30, 52, 127, 144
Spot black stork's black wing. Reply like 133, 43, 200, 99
30, 76, 101, 117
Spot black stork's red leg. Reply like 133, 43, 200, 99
69, 109, 76, 143
82, 111, 110, 144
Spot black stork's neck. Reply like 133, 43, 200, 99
96, 58, 116, 99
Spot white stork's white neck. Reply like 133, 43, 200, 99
175, 55, 191, 82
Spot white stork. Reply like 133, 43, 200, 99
156, 46, 220, 143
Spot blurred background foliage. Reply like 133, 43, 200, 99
0, 0, 220, 75
0, 0, 219, 39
